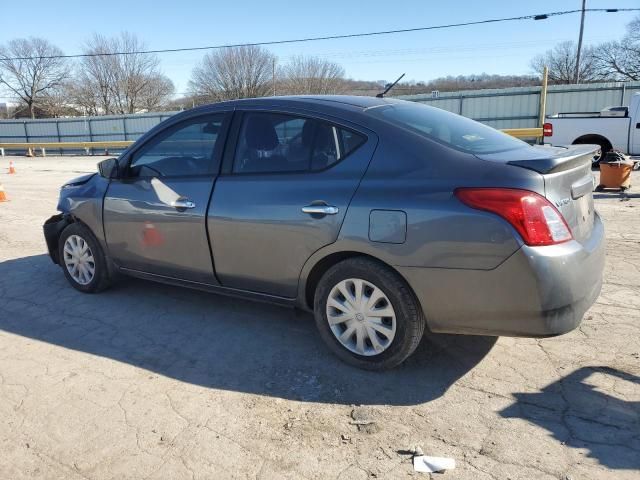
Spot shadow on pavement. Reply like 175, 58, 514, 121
0, 254, 497, 406
500, 366, 640, 470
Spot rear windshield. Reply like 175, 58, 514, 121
368, 102, 528, 154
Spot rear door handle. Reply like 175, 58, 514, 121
171, 199, 196, 209
301, 204, 339, 215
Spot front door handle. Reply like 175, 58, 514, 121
302, 204, 339, 215
171, 199, 196, 209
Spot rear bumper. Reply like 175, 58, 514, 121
399, 213, 605, 337
43, 214, 70, 265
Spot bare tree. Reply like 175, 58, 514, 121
39, 84, 73, 117
189, 46, 276, 101
139, 74, 175, 111
0, 38, 69, 118
593, 15, 640, 81
278, 55, 345, 95
65, 78, 101, 115
74, 33, 174, 114
530, 41, 602, 84
75, 35, 118, 114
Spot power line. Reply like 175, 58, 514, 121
159, 36, 614, 69
2, 8, 638, 61
159, 36, 613, 68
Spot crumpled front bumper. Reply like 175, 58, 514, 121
43, 214, 71, 265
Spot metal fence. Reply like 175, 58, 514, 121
0, 111, 178, 155
398, 81, 640, 129
0, 80, 638, 155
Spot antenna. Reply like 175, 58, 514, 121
376, 73, 405, 98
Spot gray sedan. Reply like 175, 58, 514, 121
43, 96, 604, 369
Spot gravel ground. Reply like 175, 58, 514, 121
0, 156, 638, 480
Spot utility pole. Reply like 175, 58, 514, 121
538, 65, 549, 130
574, 0, 586, 84
272, 58, 276, 97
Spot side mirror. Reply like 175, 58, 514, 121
98, 158, 119, 179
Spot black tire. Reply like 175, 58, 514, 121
594, 144, 608, 166
313, 257, 425, 370
58, 222, 112, 293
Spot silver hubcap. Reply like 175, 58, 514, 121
63, 235, 95, 285
326, 278, 397, 356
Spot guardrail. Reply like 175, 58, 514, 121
0, 141, 134, 157
0, 128, 543, 157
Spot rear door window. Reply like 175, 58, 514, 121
233, 112, 365, 174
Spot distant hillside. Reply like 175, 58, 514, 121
342, 74, 541, 96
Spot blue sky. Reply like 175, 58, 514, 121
1, 0, 638, 99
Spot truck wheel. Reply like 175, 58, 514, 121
58, 223, 112, 293
593, 146, 604, 165
574, 139, 610, 167
313, 257, 425, 370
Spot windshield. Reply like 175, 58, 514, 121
368, 102, 529, 154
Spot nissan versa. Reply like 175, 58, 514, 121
43, 96, 605, 369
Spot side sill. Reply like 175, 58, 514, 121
118, 267, 296, 308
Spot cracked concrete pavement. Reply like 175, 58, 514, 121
0, 156, 638, 479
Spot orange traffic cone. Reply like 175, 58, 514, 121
0, 182, 8, 202
8, 160, 16, 174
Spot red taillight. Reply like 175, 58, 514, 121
454, 188, 572, 246
543, 122, 553, 137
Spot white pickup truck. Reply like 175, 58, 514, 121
544, 92, 640, 163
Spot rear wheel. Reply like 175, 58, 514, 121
313, 257, 425, 370
58, 223, 112, 293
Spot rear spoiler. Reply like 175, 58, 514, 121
507, 145, 598, 174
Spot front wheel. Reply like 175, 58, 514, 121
58, 223, 112, 293
313, 257, 425, 370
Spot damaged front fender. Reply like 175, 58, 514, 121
45, 170, 110, 265
43, 213, 71, 265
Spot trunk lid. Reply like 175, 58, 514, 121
475, 144, 597, 244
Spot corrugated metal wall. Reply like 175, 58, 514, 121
400, 81, 640, 129
0, 112, 178, 154
0, 81, 638, 154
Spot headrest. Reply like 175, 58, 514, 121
245, 116, 279, 150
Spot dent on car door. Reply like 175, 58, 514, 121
208, 110, 376, 297
103, 112, 230, 283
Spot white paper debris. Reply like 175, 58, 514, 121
413, 455, 456, 473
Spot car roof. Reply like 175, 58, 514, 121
192, 95, 403, 113
264, 95, 392, 108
